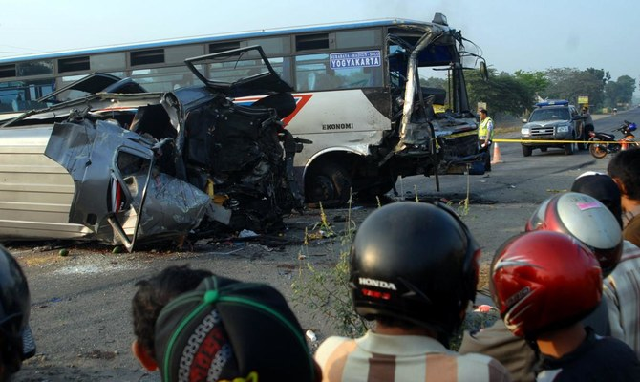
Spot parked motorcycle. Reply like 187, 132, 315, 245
588, 120, 638, 159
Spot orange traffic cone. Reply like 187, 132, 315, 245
491, 142, 503, 164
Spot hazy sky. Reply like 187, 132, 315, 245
0, 0, 638, 82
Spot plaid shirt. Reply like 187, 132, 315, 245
604, 240, 640, 359
315, 331, 511, 382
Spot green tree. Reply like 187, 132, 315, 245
605, 75, 636, 108
465, 69, 531, 116
544, 68, 606, 108
513, 70, 549, 98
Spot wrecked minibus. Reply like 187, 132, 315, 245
0, 46, 304, 251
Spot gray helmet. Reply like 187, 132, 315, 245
571, 172, 622, 227
350, 202, 480, 338
0, 245, 33, 373
526, 192, 622, 275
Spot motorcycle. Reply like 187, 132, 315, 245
588, 120, 638, 159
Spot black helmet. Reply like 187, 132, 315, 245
350, 202, 480, 337
0, 245, 33, 373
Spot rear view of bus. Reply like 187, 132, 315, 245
288, 13, 488, 203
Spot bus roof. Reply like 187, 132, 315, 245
0, 18, 438, 64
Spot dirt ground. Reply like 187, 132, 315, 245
7, 195, 536, 382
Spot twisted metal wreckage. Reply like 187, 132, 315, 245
0, 47, 306, 251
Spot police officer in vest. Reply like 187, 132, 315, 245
478, 109, 494, 172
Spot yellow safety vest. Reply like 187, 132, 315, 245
479, 117, 494, 140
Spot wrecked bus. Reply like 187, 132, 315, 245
0, 13, 486, 204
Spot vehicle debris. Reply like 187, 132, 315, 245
0, 46, 306, 251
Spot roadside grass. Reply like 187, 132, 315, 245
291, 186, 500, 350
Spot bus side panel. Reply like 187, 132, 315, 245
285, 90, 390, 168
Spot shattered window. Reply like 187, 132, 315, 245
117, 151, 150, 178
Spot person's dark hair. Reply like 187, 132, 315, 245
608, 148, 640, 201
131, 265, 213, 360
479, 109, 488, 115
374, 315, 420, 330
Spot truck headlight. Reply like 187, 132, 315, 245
521, 127, 530, 136
557, 125, 569, 133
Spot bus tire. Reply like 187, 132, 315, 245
306, 162, 352, 204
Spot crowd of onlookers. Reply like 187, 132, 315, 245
4, 148, 640, 381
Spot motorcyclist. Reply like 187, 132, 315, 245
491, 230, 640, 381
315, 202, 511, 382
460, 191, 623, 381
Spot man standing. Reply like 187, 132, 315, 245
478, 109, 494, 171
314, 202, 510, 382
608, 148, 640, 246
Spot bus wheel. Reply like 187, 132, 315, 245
306, 162, 352, 204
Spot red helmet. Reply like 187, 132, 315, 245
525, 192, 622, 276
491, 231, 602, 338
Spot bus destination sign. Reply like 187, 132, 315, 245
330, 51, 381, 70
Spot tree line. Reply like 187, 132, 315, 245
424, 68, 636, 117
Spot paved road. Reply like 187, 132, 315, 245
10, 108, 640, 381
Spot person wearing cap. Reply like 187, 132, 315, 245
131, 265, 213, 373
491, 230, 640, 381
573, 172, 640, 358
0, 245, 35, 381
131, 265, 320, 382
478, 109, 494, 172
315, 202, 511, 382
608, 148, 640, 247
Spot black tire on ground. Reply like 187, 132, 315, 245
564, 138, 576, 155
578, 128, 589, 150
522, 145, 533, 157
589, 142, 608, 159
305, 162, 352, 204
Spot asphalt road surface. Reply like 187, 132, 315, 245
10, 108, 640, 381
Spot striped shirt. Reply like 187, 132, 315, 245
604, 240, 640, 358
314, 331, 511, 382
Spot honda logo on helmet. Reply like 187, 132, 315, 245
358, 277, 397, 290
